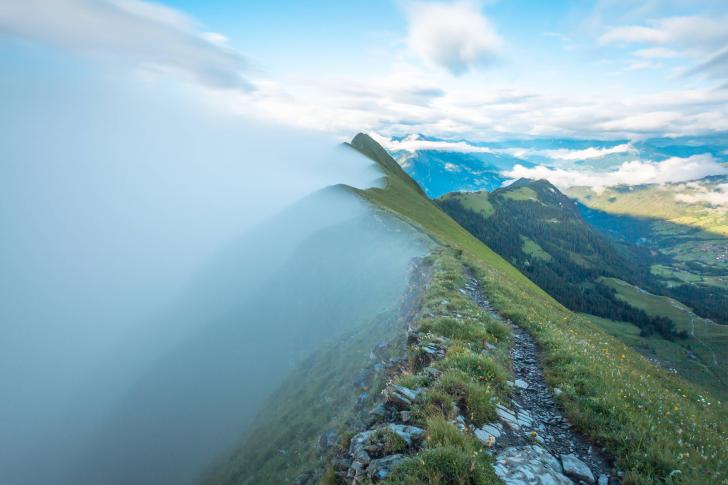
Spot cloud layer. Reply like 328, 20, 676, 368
404, 0, 503, 75
0, 0, 251, 91
503, 154, 728, 190
675, 182, 728, 207
372, 133, 493, 153
2, 0, 728, 141
502, 144, 636, 161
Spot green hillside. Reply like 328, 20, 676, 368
598, 277, 728, 398
568, 181, 728, 324
567, 180, 728, 237
214, 134, 727, 484
437, 180, 681, 339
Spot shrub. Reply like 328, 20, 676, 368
439, 351, 507, 388
372, 428, 409, 455
383, 446, 496, 485
434, 370, 496, 426
395, 373, 429, 389
422, 317, 489, 342
412, 388, 456, 423
424, 416, 467, 449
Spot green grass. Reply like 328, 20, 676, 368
439, 191, 495, 217
501, 186, 540, 202
567, 183, 728, 296
566, 183, 728, 237
380, 248, 510, 483
384, 445, 498, 484
599, 277, 728, 399
582, 313, 728, 401
521, 235, 552, 262
208, 305, 408, 484
349, 133, 728, 484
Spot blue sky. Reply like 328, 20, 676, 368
1, 0, 728, 140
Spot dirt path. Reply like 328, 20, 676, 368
462, 275, 613, 485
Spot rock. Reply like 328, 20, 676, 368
554, 387, 563, 398
496, 404, 521, 430
369, 342, 389, 361
452, 415, 467, 431
383, 385, 418, 409
367, 454, 405, 481
348, 460, 365, 479
421, 344, 446, 359
424, 366, 441, 379
475, 423, 502, 444
495, 445, 572, 484
406, 332, 421, 345
348, 430, 373, 464
292, 470, 315, 485
560, 454, 595, 484
515, 379, 529, 389
332, 458, 352, 471
369, 403, 388, 417
597, 474, 609, 485
319, 429, 339, 451
385, 423, 424, 446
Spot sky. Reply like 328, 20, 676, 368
2, 0, 728, 141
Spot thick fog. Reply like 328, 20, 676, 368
0, 55, 426, 483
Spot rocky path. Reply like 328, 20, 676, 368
462, 275, 613, 485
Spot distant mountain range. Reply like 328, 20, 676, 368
386, 133, 728, 197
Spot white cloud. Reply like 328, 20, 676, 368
626, 60, 663, 70
675, 183, 728, 207
503, 154, 727, 189
0, 0, 251, 91
499, 143, 637, 161
4, 0, 728, 141
634, 47, 679, 58
370, 133, 493, 153
540, 144, 636, 160
599, 25, 669, 45
599, 15, 728, 51
223, 64, 728, 139
687, 46, 728, 82
404, 0, 503, 75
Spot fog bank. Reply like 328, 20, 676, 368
0, 56, 424, 483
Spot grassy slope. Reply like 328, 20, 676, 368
567, 184, 728, 237
568, 184, 728, 293
350, 133, 728, 484
440, 191, 496, 217
210, 309, 407, 484
599, 277, 728, 398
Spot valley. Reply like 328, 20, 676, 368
591, 276, 728, 400
436, 180, 681, 339
572, 185, 728, 325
